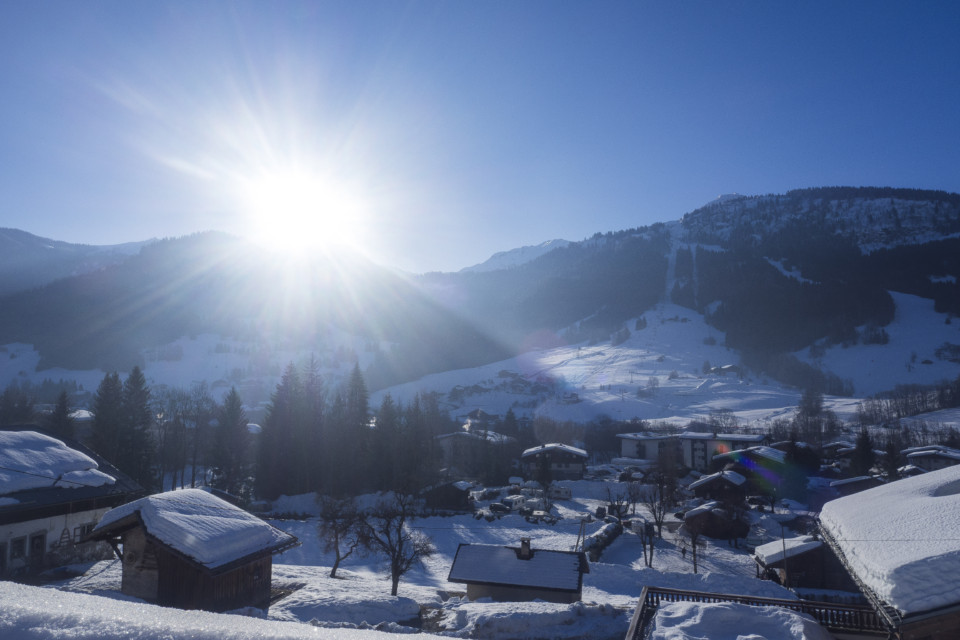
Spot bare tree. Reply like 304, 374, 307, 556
643, 473, 672, 538
681, 518, 706, 574
318, 496, 365, 578
627, 481, 644, 515
606, 486, 629, 521
361, 493, 434, 596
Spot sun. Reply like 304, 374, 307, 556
240, 168, 366, 254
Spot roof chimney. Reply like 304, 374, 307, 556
518, 537, 532, 560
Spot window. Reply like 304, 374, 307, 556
29, 532, 46, 559
74, 523, 95, 543
10, 537, 26, 560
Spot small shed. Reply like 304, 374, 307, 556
448, 538, 589, 603
87, 488, 298, 612
753, 535, 858, 592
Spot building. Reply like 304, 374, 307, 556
435, 430, 518, 478
448, 538, 589, 603
616, 432, 677, 461
0, 426, 143, 577
710, 446, 787, 497
753, 535, 859, 592
902, 445, 960, 472
688, 470, 747, 504
678, 432, 767, 472
521, 443, 588, 480
86, 488, 298, 612
820, 465, 960, 639
829, 475, 884, 497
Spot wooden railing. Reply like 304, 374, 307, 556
626, 586, 890, 640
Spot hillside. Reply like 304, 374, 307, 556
0, 186, 959, 418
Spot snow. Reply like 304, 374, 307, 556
753, 536, 822, 566
0, 430, 115, 495
447, 543, 584, 591
0, 581, 407, 640
92, 488, 296, 570
521, 443, 587, 458
819, 465, 960, 614
688, 470, 746, 490
648, 601, 832, 640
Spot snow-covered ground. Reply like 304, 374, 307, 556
15, 477, 815, 640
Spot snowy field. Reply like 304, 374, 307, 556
3, 480, 816, 640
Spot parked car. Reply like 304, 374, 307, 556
489, 502, 510, 514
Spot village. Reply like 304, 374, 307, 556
3, 401, 960, 640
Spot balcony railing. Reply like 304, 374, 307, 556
626, 586, 890, 640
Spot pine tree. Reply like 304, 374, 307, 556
256, 364, 301, 500
91, 372, 124, 462
46, 390, 74, 440
211, 387, 250, 498
851, 429, 876, 476
121, 366, 157, 490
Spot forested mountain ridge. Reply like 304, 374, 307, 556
0, 228, 148, 296
0, 186, 958, 397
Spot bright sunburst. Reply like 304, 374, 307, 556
241, 168, 367, 253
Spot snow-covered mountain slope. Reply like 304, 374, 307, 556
796, 291, 960, 396
459, 239, 570, 273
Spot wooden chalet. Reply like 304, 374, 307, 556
448, 537, 589, 603
687, 470, 747, 504
521, 443, 588, 480
87, 488, 298, 612
753, 535, 859, 592
820, 465, 960, 639
0, 426, 143, 578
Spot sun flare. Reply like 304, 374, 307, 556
241, 168, 366, 253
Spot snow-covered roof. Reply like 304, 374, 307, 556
0, 430, 115, 496
829, 475, 881, 488
521, 443, 587, 458
91, 488, 297, 571
447, 542, 587, 592
713, 445, 786, 464
688, 470, 746, 490
754, 535, 822, 566
617, 432, 674, 441
679, 432, 765, 442
906, 448, 960, 462
683, 500, 720, 519
437, 430, 516, 445
820, 465, 960, 615
649, 601, 832, 640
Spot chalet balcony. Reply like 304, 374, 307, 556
626, 586, 889, 640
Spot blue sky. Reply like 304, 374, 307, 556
1, 1, 958, 273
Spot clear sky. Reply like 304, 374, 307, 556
1, 1, 958, 273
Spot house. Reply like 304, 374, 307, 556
820, 465, 960, 639
710, 446, 787, 497
447, 537, 589, 603
678, 432, 767, 472
829, 475, 884, 497
435, 430, 518, 478
86, 488, 298, 612
521, 443, 588, 480
421, 480, 473, 512
902, 445, 960, 472
681, 501, 748, 541
688, 470, 747, 504
0, 426, 143, 578
616, 432, 678, 462
753, 535, 859, 592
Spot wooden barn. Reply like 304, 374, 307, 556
86, 488, 298, 612
448, 538, 589, 603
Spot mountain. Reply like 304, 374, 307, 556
459, 239, 571, 273
1, 186, 958, 411
0, 228, 149, 296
